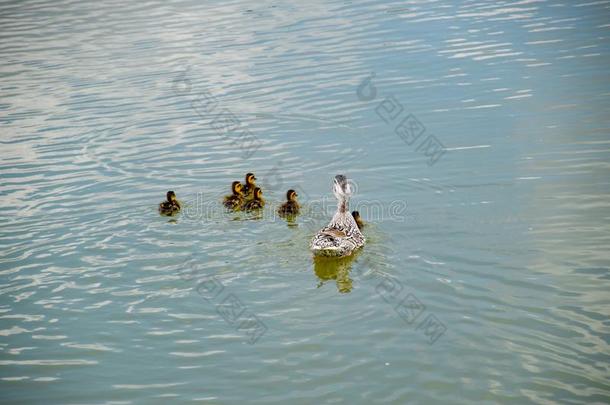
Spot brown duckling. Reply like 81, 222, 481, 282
223, 181, 244, 210
278, 189, 300, 216
352, 210, 364, 230
242, 172, 257, 199
243, 187, 264, 210
159, 191, 181, 216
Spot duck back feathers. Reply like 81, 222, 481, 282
310, 175, 365, 257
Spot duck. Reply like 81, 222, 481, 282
243, 187, 264, 210
159, 191, 181, 216
278, 189, 300, 216
223, 181, 244, 210
242, 172, 257, 199
352, 211, 364, 230
310, 175, 365, 257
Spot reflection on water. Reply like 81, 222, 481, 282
313, 254, 360, 294
279, 213, 299, 228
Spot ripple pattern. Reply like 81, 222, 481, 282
1, 0, 610, 403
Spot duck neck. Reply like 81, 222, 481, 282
337, 197, 348, 213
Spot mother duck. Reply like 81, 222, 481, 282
310, 175, 365, 257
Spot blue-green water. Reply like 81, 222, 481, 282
1, 0, 610, 403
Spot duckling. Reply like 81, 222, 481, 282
159, 191, 181, 216
243, 187, 264, 210
242, 172, 257, 199
352, 210, 364, 230
223, 181, 244, 210
278, 189, 300, 216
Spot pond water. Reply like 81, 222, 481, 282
1, 0, 609, 403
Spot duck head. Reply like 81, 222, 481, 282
286, 189, 298, 201
253, 187, 263, 200
245, 172, 257, 187
352, 210, 361, 221
332, 175, 352, 199
333, 175, 353, 213
231, 181, 243, 195
166, 190, 177, 202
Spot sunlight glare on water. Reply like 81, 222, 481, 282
1, 0, 609, 403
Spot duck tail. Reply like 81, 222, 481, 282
310, 234, 346, 257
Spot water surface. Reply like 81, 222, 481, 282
1, 0, 610, 403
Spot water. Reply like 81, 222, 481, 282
1, 0, 610, 403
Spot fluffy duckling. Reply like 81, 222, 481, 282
242, 172, 257, 199
352, 210, 364, 230
159, 191, 181, 216
223, 181, 244, 210
278, 189, 300, 216
243, 187, 264, 210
